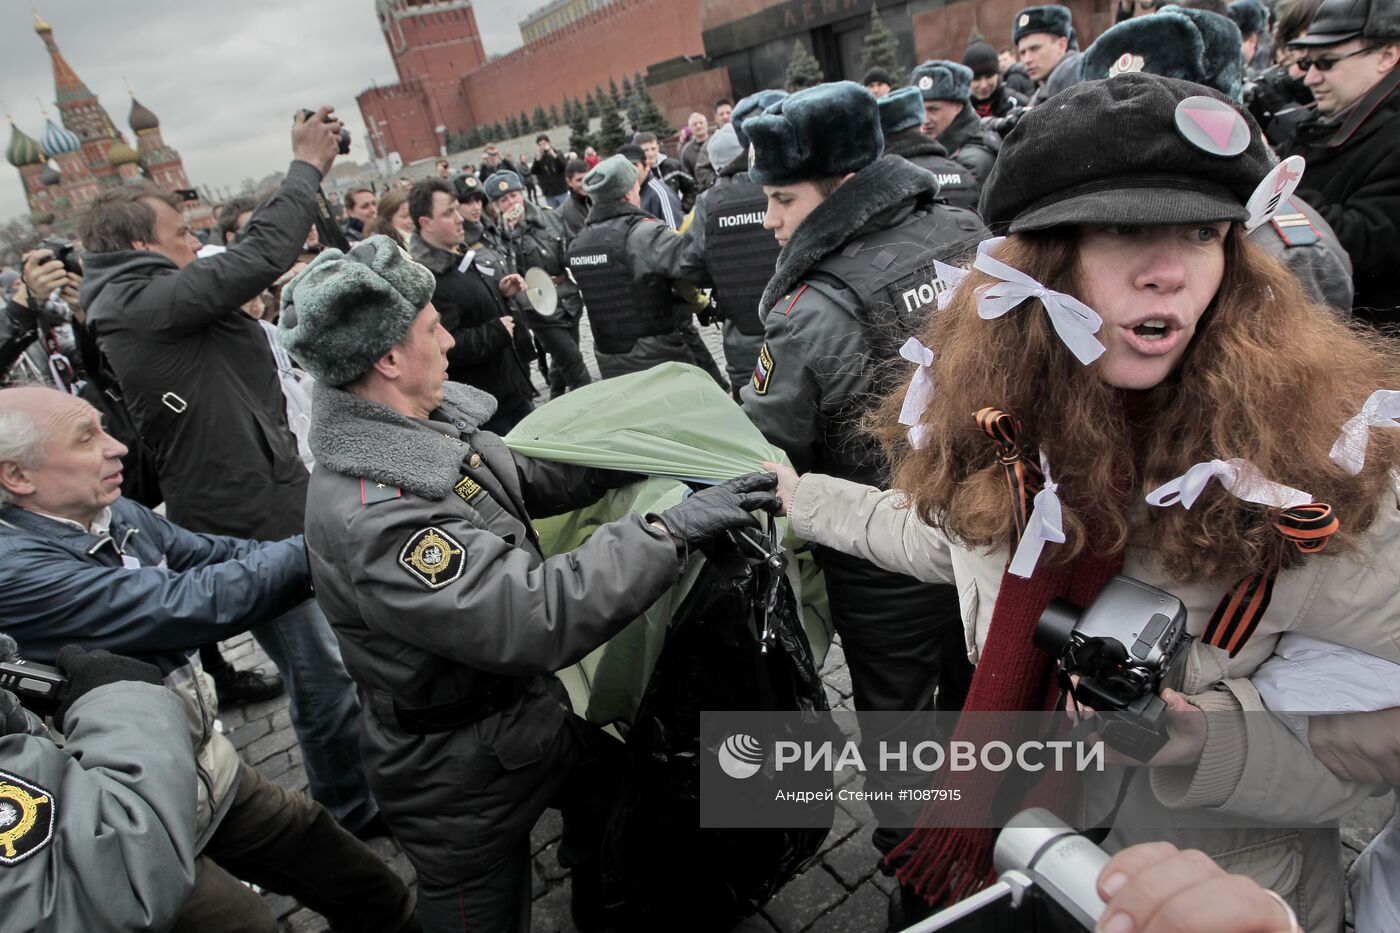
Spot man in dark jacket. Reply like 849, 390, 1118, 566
408, 177, 538, 434
877, 86, 981, 212
1282, 0, 1400, 325
278, 238, 777, 932
963, 41, 1029, 117
740, 82, 987, 928
911, 60, 1001, 183
490, 170, 591, 397
0, 386, 418, 933
76, 107, 378, 836
558, 159, 592, 239
530, 134, 569, 208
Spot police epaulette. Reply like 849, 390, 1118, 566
360, 478, 403, 505
781, 284, 810, 316
1269, 198, 1321, 248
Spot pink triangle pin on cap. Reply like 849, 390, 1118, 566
1174, 96, 1251, 157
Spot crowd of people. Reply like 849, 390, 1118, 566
1, 0, 1398, 929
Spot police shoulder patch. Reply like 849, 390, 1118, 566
752, 343, 775, 396
0, 770, 55, 866
398, 527, 466, 589
360, 478, 402, 505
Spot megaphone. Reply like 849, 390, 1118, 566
524, 267, 559, 317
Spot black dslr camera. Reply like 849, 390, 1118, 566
1034, 576, 1190, 761
0, 634, 66, 717
900, 808, 1108, 932
39, 238, 83, 276
297, 109, 351, 155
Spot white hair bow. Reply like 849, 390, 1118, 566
1008, 452, 1065, 578
973, 237, 1105, 365
931, 259, 968, 311
1329, 390, 1400, 475
897, 337, 935, 449
1145, 458, 1312, 510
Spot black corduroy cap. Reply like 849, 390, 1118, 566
980, 73, 1272, 233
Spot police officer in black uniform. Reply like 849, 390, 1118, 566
565, 155, 715, 381
669, 90, 788, 397
877, 86, 982, 213
488, 170, 592, 397
738, 82, 989, 926
911, 60, 1002, 183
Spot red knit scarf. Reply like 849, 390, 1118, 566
887, 410, 1125, 905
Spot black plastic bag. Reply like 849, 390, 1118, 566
602, 523, 832, 931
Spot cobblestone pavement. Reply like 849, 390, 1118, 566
229, 320, 1389, 930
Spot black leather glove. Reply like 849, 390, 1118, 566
54, 645, 163, 731
650, 472, 780, 546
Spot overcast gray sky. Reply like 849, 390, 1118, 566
1, 0, 531, 220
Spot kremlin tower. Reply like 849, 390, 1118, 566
6, 12, 210, 233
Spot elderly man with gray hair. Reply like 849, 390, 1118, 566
0, 385, 420, 932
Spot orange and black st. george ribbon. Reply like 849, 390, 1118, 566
1202, 503, 1339, 657
976, 407, 1043, 549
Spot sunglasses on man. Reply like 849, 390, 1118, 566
1294, 45, 1379, 72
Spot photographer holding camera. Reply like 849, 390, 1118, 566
75, 106, 382, 839
1, 245, 84, 387
763, 75, 1400, 932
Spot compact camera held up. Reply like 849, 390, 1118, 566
1034, 576, 1191, 761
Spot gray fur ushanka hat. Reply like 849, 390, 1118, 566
1081, 5, 1246, 101
746, 81, 884, 186
277, 235, 435, 387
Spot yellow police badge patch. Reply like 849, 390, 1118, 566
454, 476, 484, 504
0, 770, 55, 865
398, 527, 466, 589
752, 344, 775, 395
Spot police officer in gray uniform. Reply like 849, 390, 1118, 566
877, 86, 982, 212
280, 235, 779, 933
566, 155, 720, 382
487, 170, 592, 396
911, 60, 1001, 184
668, 90, 787, 397
0, 646, 197, 933
1078, 4, 1356, 311
738, 82, 987, 924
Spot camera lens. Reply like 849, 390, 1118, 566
1034, 598, 1081, 655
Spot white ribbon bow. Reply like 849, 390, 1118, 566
1329, 389, 1400, 475
897, 337, 935, 449
1144, 458, 1312, 510
1008, 452, 1065, 578
973, 237, 1105, 365
931, 259, 968, 311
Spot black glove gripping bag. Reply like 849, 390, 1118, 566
601, 523, 833, 931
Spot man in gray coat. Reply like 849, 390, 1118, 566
1014, 4, 1083, 105
280, 235, 778, 933
0, 648, 196, 933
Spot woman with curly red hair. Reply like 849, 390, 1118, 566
768, 73, 1400, 931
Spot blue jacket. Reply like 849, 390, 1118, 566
0, 498, 308, 669
0, 497, 311, 844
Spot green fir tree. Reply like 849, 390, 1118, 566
861, 6, 905, 86
519, 111, 531, 135
548, 102, 562, 126
585, 90, 599, 118
466, 126, 484, 148
505, 114, 521, 138
531, 105, 550, 132
621, 73, 636, 107
596, 91, 629, 156
608, 76, 624, 108
785, 39, 825, 92
630, 79, 673, 137
568, 100, 594, 154
489, 119, 506, 142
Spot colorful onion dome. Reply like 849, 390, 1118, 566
41, 117, 81, 156
6, 123, 44, 167
129, 97, 159, 133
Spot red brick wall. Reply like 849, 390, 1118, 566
649, 69, 735, 132
460, 0, 706, 128
358, 83, 443, 164
912, 0, 1116, 63
381, 5, 486, 145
